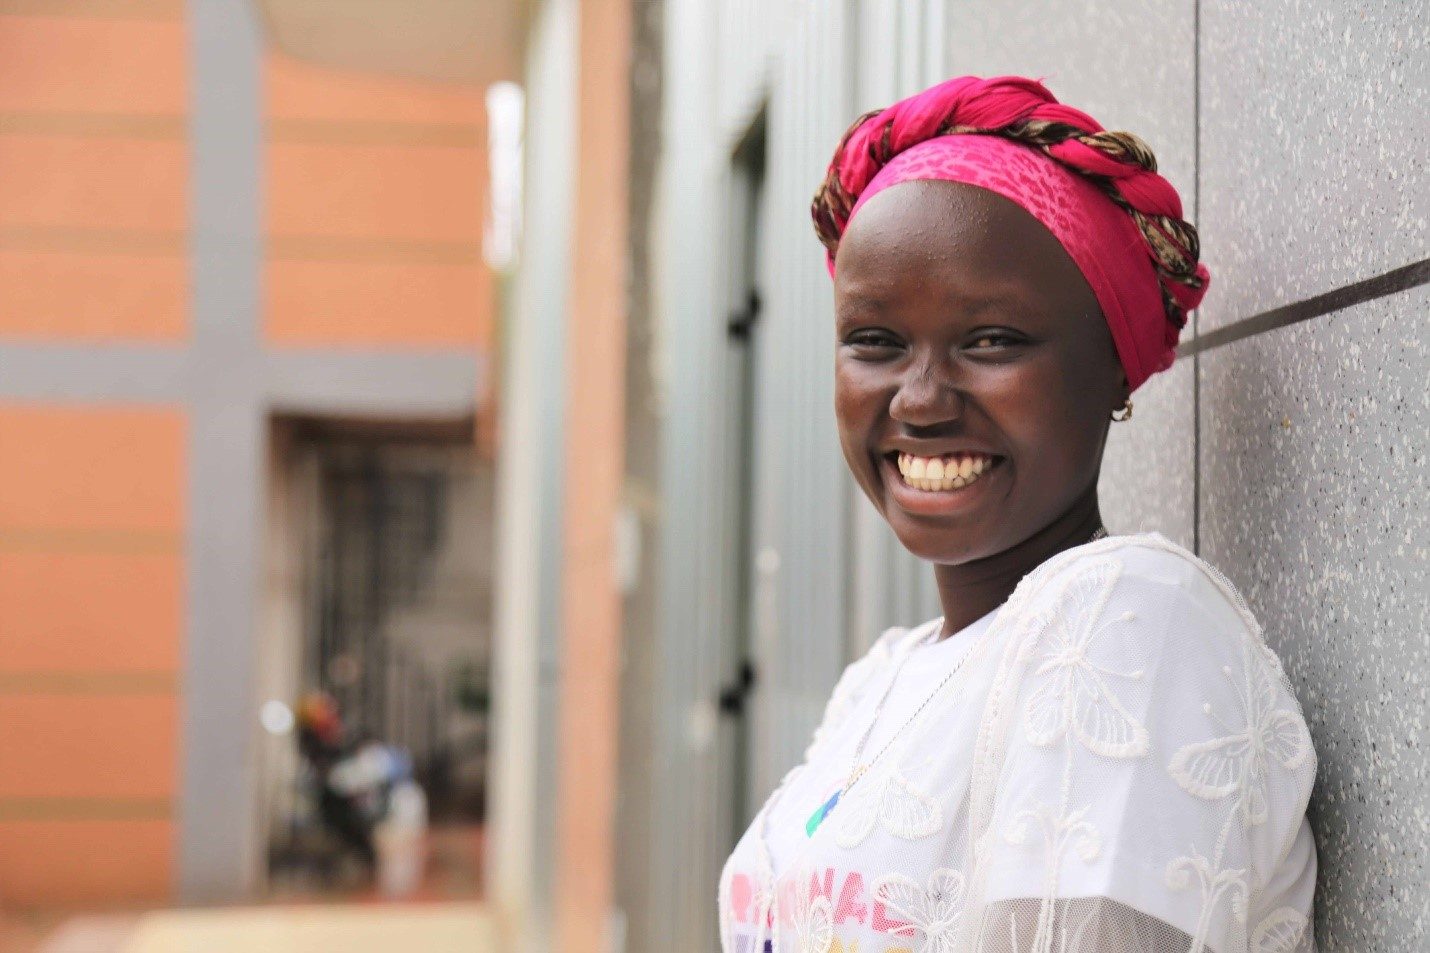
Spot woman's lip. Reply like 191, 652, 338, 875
880, 452, 1004, 516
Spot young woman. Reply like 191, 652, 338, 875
719, 77, 1317, 953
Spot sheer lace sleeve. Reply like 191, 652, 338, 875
961, 543, 1317, 953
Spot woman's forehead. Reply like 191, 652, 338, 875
835, 180, 1090, 308
841, 180, 1047, 255
835, 278, 1033, 321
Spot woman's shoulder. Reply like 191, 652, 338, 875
986, 533, 1317, 942
1012, 531, 1311, 739
1013, 529, 1317, 783
1022, 529, 1235, 596
1018, 530, 1271, 654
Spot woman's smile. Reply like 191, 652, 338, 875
880, 451, 1006, 516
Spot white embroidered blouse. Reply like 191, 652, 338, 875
719, 532, 1317, 953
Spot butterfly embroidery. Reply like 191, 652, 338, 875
1251, 907, 1308, 953
1023, 559, 1150, 759
786, 867, 834, 953
833, 762, 942, 849
873, 868, 966, 952
1169, 649, 1311, 825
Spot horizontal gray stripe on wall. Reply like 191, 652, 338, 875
1180, 258, 1430, 357
0, 342, 482, 415
264, 348, 484, 416
0, 343, 189, 401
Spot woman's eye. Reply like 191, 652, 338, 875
967, 332, 1021, 350
843, 332, 900, 350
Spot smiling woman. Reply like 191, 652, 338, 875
719, 77, 1316, 953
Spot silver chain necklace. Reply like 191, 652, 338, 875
749, 524, 1110, 942
810, 523, 1109, 834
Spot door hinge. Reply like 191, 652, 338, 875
717, 659, 758, 716
726, 289, 762, 341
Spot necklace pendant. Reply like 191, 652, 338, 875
805, 789, 841, 837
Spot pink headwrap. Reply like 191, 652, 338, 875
815, 76, 1209, 392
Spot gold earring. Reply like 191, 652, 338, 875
1111, 398, 1133, 422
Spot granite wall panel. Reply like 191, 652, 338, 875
1100, 353, 1197, 549
1199, 287, 1428, 950
1200, 0, 1429, 329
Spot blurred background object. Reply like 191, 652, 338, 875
1, 1, 1425, 953
0, 0, 519, 948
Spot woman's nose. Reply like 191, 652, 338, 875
889, 362, 963, 426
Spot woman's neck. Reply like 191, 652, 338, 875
931, 495, 1105, 638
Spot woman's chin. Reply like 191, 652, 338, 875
886, 516, 995, 565
874, 459, 1012, 562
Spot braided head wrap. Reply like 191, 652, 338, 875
812, 75, 1209, 391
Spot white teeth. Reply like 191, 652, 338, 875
894, 452, 997, 492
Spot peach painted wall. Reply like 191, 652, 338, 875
0, 405, 185, 906
0, 1, 187, 906
0, 6, 187, 341
263, 54, 493, 351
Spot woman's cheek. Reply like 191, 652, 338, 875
833, 366, 881, 426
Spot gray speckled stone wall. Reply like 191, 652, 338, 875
1200, 0, 1428, 326
1099, 357, 1197, 549
1200, 288, 1428, 949
1196, 4, 1428, 948
948, 1, 1429, 948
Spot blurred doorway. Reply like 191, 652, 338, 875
717, 109, 769, 851
259, 417, 494, 899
